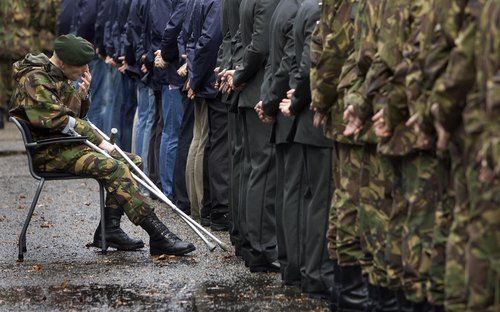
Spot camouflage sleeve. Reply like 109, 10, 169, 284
311, 0, 355, 114
346, 0, 378, 122
23, 73, 104, 145
309, 21, 322, 109
428, 2, 477, 133
473, 0, 500, 174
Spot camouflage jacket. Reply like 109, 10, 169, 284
309, 0, 358, 140
340, 0, 381, 144
463, 0, 499, 174
9, 53, 103, 145
0, 0, 59, 60
428, 0, 485, 136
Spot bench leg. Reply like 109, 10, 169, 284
99, 182, 107, 254
18, 178, 45, 261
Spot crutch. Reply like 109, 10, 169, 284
79, 125, 230, 252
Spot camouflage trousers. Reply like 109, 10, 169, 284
400, 152, 443, 303
465, 162, 500, 311
327, 142, 340, 261
33, 143, 152, 225
333, 143, 364, 266
445, 137, 470, 311
427, 154, 454, 306
359, 145, 393, 287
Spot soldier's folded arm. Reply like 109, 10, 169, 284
23, 74, 103, 146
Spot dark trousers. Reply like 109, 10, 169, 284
172, 94, 194, 213
276, 143, 304, 285
118, 75, 138, 152
300, 144, 335, 295
239, 108, 277, 267
206, 97, 230, 221
148, 90, 163, 187
228, 109, 243, 247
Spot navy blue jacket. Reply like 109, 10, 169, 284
160, 0, 187, 63
94, 0, 114, 57
57, 0, 77, 36
187, 0, 223, 98
142, 0, 179, 86
74, 0, 99, 43
177, 0, 198, 60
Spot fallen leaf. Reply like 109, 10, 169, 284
84, 202, 91, 206
0, 215, 6, 222
33, 264, 41, 272
19, 194, 26, 199
40, 222, 53, 228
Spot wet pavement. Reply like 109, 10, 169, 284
0, 122, 329, 311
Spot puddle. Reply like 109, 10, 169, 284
0, 284, 186, 310
193, 274, 329, 311
0, 275, 328, 311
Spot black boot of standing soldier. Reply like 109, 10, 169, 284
93, 207, 145, 250
140, 212, 196, 256
337, 265, 368, 311
0, 107, 5, 129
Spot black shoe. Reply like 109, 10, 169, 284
249, 260, 280, 273
201, 216, 211, 227
430, 304, 445, 312
396, 289, 413, 312
211, 212, 229, 231
412, 300, 434, 312
0, 109, 4, 129
140, 212, 196, 256
366, 283, 381, 312
337, 265, 368, 312
379, 286, 398, 312
92, 207, 144, 251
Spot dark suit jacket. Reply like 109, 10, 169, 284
291, 0, 333, 147
232, 0, 279, 108
261, 0, 300, 144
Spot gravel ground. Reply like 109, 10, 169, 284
0, 123, 329, 311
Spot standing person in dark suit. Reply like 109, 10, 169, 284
216, 0, 243, 248
227, 0, 280, 272
279, 0, 335, 299
254, 0, 300, 285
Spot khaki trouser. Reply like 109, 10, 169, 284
186, 98, 209, 220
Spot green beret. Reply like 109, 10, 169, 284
54, 34, 95, 66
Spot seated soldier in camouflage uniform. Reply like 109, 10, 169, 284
9, 34, 196, 256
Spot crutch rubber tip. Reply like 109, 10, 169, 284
219, 243, 231, 252
208, 243, 216, 252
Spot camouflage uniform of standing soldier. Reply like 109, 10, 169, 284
9, 34, 196, 257
0, 0, 34, 128
341, 0, 405, 309
463, 3, 500, 309
425, 0, 486, 310
310, 0, 371, 310
0, 0, 59, 128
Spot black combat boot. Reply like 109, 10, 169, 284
378, 286, 399, 311
412, 300, 434, 312
396, 289, 413, 312
0, 108, 5, 129
366, 282, 381, 312
93, 207, 145, 250
337, 265, 368, 311
140, 212, 196, 256
330, 261, 341, 311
